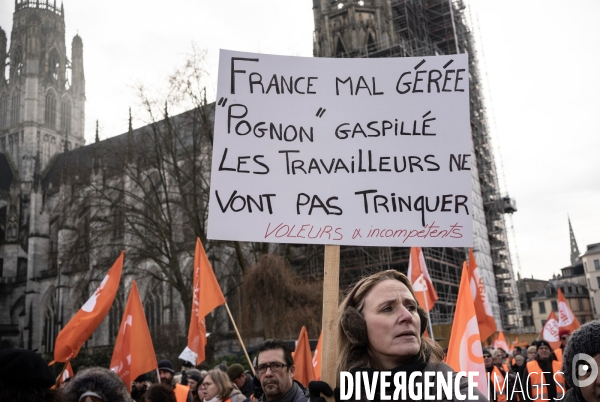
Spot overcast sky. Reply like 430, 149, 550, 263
1, 0, 598, 280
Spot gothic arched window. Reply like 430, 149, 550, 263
367, 33, 377, 53
60, 98, 71, 133
45, 91, 57, 128
49, 49, 60, 81
108, 294, 124, 344
0, 93, 7, 130
12, 45, 23, 78
335, 37, 347, 58
10, 92, 20, 126
144, 284, 162, 336
43, 290, 59, 353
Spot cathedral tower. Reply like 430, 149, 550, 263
312, 0, 522, 330
313, 0, 398, 58
0, 1, 85, 350
0, 0, 85, 179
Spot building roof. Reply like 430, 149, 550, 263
582, 243, 600, 257
41, 107, 211, 192
531, 280, 589, 300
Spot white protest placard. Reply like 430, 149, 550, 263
207, 50, 472, 247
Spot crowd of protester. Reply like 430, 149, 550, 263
1, 270, 599, 402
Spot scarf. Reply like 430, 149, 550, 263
259, 381, 303, 402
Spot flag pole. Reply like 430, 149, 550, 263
321, 244, 340, 402
54, 362, 67, 387
224, 303, 255, 376
422, 284, 434, 338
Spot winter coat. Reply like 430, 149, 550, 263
257, 381, 308, 402
228, 388, 247, 402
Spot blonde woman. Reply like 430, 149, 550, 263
201, 369, 245, 402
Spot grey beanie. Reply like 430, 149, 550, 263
562, 320, 600, 387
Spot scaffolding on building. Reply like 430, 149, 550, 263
306, 0, 522, 330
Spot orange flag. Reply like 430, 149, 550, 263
180, 238, 226, 365
312, 332, 322, 381
446, 262, 487, 397
53, 252, 124, 363
493, 331, 509, 353
467, 249, 497, 340
58, 361, 74, 387
541, 311, 561, 350
512, 336, 519, 348
407, 247, 438, 311
294, 326, 315, 387
557, 288, 581, 333
110, 280, 157, 392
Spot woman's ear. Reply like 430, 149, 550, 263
340, 306, 369, 347
417, 306, 428, 335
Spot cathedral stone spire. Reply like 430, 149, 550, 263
569, 216, 580, 266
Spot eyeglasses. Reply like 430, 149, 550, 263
483, 355, 492, 358
561, 336, 569, 340
201, 382, 213, 389
255, 362, 288, 375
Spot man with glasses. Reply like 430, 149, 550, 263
255, 339, 308, 402
484, 348, 509, 402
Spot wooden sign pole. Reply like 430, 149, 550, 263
321, 244, 340, 391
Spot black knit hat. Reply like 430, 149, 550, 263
536, 340, 551, 349
562, 320, 600, 388
158, 360, 175, 373
0, 349, 56, 389
134, 374, 149, 382
482, 348, 491, 356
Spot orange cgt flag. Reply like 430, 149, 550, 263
541, 311, 561, 350
180, 238, 226, 365
53, 252, 124, 363
294, 326, 315, 387
446, 262, 487, 397
493, 331, 509, 353
467, 249, 497, 340
110, 280, 157, 392
557, 288, 581, 333
312, 332, 322, 381
407, 247, 438, 311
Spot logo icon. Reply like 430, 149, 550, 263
572, 353, 599, 387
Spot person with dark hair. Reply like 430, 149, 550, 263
185, 369, 204, 402
132, 373, 153, 402
62, 366, 130, 402
255, 339, 308, 402
308, 269, 487, 402
484, 348, 507, 402
561, 320, 600, 402
523, 340, 565, 402
158, 360, 192, 402
144, 383, 177, 402
555, 329, 571, 363
0, 349, 65, 402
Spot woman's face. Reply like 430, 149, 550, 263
361, 279, 421, 369
201, 375, 218, 401
188, 378, 198, 391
